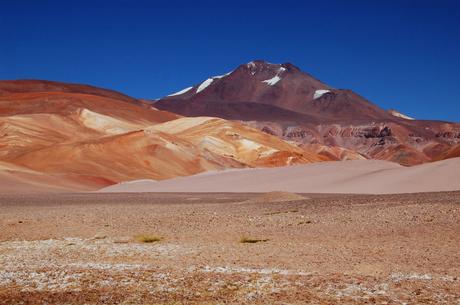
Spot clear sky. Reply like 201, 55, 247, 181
1, 0, 459, 122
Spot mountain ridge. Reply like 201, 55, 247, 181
153, 60, 460, 165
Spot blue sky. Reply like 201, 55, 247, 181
1, 0, 459, 122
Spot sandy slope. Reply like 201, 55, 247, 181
0, 162, 112, 193
434, 143, 460, 161
101, 158, 460, 194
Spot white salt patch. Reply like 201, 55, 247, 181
313, 90, 330, 99
333, 282, 389, 298
167, 86, 193, 97
67, 262, 148, 271
196, 78, 214, 93
390, 273, 432, 281
201, 265, 310, 276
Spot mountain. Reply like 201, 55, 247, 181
155, 60, 393, 122
0, 80, 328, 190
0, 79, 137, 103
154, 60, 460, 165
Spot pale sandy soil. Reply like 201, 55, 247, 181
0, 192, 459, 304
101, 158, 460, 194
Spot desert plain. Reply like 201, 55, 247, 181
0, 191, 459, 304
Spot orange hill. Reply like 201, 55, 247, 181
0, 80, 329, 191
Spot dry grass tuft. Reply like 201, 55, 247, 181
239, 236, 269, 244
134, 234, 162, 243
244, 191, 307, 204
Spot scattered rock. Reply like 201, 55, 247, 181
93, 233, 107, 240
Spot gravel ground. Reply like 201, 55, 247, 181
0, 191, 459, 304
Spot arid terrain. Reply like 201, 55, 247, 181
3, 0, 460, 303
1, 66, 459, 305
1, 191, 459, 304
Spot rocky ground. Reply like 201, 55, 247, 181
0, 191, 459, 304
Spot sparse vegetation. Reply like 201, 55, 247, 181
135, 234, 162, 243
264, 209, 299, 216
239, 236, 269, 244
244, 191, 307, 204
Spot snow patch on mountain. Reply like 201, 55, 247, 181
247, 61, 256, 69
167, 86, 193, 97
263, 76, 282, 86
262, 67, 286, 86
247, 62, 257, 75
313, 90, 330, 99
197, 78, 214, 93
212, 71, 233, 79
169, 71, 232, 97
388, 109, 415, 120
247, 61, 277, 75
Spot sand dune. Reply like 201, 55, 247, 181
101, 158, 460, 194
